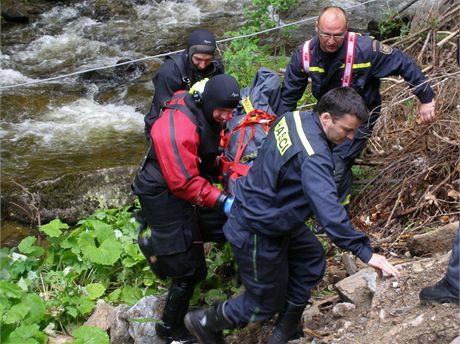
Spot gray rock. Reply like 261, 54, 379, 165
302, 303, 321, 328
85, 299, 116, 330
332, 302, 356, 318
450, 336, 460, 344
1, 166, 137, 225
335, 268, 378, 310
126, 295, 165, 344
111, 304, 133, 344
408, 221, 458, 257
280, 0, 433, 50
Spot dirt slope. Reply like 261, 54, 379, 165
225, 252, 459, 344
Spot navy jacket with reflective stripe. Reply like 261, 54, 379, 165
231, 111, 373, 263
279, 35, 434, 116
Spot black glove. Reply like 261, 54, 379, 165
215, 192, 234, 215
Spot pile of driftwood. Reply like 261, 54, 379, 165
350, 0, 459, 252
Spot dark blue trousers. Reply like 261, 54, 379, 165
446, 226, 459, 292
222, 215, 326, 326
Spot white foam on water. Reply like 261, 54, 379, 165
4, 98, 144, 149
15, 34, 108, 67
40, 5, 80, 22
134, 1, 202, 28
0, 69, 35, 86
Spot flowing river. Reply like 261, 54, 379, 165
1, 0, 246, 193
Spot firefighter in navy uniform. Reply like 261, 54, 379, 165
132, 74, 239, 344
144, 29, 225, 139
278, 6, 436, 216
184, 87, 400, 344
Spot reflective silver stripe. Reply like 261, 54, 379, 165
252, 234, 258, 282
302, 40, 310, 72
342, 32, 356, 87
293, 111, 315, 156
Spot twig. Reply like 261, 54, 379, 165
417, 31, 431, 63
439, 45, 459, 68
437, 29, 460, 48
354, 158, 385, 166
384, 178, 406, 228
431, 28, 437, 67
11, 181, 42, 233
403, 37, 422, 53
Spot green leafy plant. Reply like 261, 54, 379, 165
222, 0, 297, 87
0, 205, 158, 342
378, 10, 410, 39
196, 243, 238, 305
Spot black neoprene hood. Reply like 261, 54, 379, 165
202, 74, 240, 118
187, 29, 217, 56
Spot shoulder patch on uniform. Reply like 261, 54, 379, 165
379, 43, 393, 54
274, 116, 292, 156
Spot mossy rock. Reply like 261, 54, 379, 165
1, 166, 137, 225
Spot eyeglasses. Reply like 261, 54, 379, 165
318, 31, 346, 41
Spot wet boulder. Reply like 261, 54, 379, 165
1, 166, 137, 225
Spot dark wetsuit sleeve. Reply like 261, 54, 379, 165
151, 61, 185, 115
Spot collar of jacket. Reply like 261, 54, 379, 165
311, 111, 336, 151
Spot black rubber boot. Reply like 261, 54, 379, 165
156, 278, 198, 343
266, 300, 306, 344
420, 277, 460, 305
184, 302, 234, 344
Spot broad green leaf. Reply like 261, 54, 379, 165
107, 288, 121, 303
18, 237, 44, 257
120, 285, 142, 306
143, 276, 154, 287
66, 306, 79, 318
85, 283, 106, 300
6, 323, 39, 340
3, 301, 29, 324
78, 232, 122, 265
0, 295, 13, 314
4, 338, 39, 344
71, 325, 109, 344
39, 219, 69, 238
94, 222, 115, 243
121, 257, 138, 268
61, 226, 84, 251
23, 294, 46, 324
0, 280, 23, 299
76, 298, 95, 315
83, 220, 113, 239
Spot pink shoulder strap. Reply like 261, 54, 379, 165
301, 40, 311, 73
342, 32, 357, 86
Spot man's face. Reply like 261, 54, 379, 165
315, 11, 348, 53
320, 112, 361, 145
212, 108, 233, 124
191, 53, 214, 71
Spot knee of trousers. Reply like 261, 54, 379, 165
310, 244, 327, 285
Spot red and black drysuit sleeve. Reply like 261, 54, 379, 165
151, 107, 223, 208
